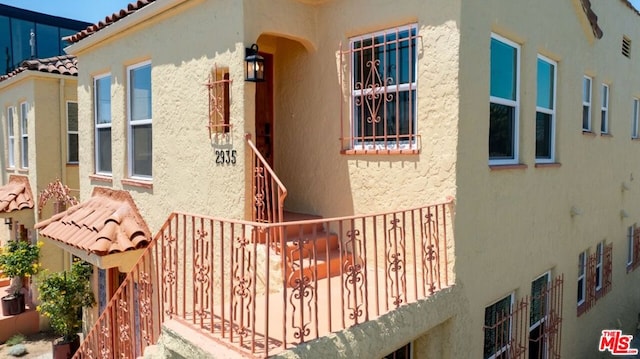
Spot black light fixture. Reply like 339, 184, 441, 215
4, 217, 12, 230
245, 44, 265, 82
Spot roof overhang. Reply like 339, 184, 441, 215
42, 237, 145, 272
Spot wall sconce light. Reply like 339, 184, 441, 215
570, 206, 582, 217
621, 210, 629, 219
245, 43, 265, 82
4, 217, 12, 230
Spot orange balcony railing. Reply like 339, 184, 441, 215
74, 199, 454, 358
247, 135, 287, 225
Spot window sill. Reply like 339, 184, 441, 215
341, 148, 419, 155
632, 137, 640, 141
89, 174, 113, 183
121, 178, 153, 189
66, 163, 79, 167
600, 133, 612, 138
582, 131, 596, 137
489, 164, 527, 171
5, 167, 15, 172
534, 162, 561, 168
16, 168, 28, 173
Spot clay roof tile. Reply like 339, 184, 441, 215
0, 176, 34, 213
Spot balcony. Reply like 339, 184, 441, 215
74, 199, 454, 358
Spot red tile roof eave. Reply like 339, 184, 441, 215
0, 55, 78, 84
65, 0, 158, 44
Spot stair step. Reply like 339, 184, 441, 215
283, 231, 339, 261
283, 211, 324, 238
285, 249, 357, 287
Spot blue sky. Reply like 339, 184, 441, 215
0, 0, 133, 23
2, 0, 640, 24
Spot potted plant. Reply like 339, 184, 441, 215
0, 239, 41, 315
37, 261, 95, 359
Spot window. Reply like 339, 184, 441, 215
349, 24, 418, 150
490, 34, 520, 165
578, 243, 613, 316
529, 272, 550, 359
383, 342, 411, 359
483, 294, 513, 359
6, 107, 14, 168
95, 75, 112, 174
627, 226, 636, 268
19, 102, 28, 169
633, 99, 640, 139
577, 251, 586, 306
600, 84, 609, 134
67, 102, 78, 163
582, 76, 592, 131
536, 56, 557, 162
595, 242, 603, 290
127, 62, 152, 178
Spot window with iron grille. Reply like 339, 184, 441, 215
207, 66, 231, 138
341, 24, 419, 153
578, 242, 612, 316
484, 294, 513, 359
628, 225, 640, 272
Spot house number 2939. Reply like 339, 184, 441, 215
215, 149, 237, 165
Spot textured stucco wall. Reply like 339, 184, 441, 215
457, 0, 640, 357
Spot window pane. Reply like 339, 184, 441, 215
21, 103, 28, 135
535, 112, 552, 159
602, 86, 608, 107
490, 38, 517, 100
36, 23, 59, 59
67, 102, 78, 131
577, 277, 584, 302
601, 110, 607, 133
530, 275, 548, 326
96, 77, 111, 124
354, 90, 416, 141
11, 18, 34, 69
130, 64, 152, 121
68, 133, 78, 163
489, 103, 515, 159
132, 124, 152, 177
97, 128, 112, 173
484, 296, 512, 359
634, 100, 639, 137
582, 106, 590, 130
583, 77, 591, 103
536, 59, 554, 109
21, 139, 28, 168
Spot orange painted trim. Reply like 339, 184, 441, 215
89, 174, 113, 183
489, 164, 528, 171
535, 162, 561, 168
582, 131, 596, 137
341, 149, 420, 155
121, 178, 153, 189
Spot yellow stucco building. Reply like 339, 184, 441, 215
23, 0, 640, 357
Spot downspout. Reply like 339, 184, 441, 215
58, 77, 70, 269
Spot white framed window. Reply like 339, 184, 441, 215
627, 225, 635, 267
6, 107, 15, 168
19, 102, 28, 169
529, 271, 550, 359
600, 84, 609, 134
127, 61, 152, 179
582, 76, 592, 131
94, 74, 112, 175
633, 99, 640, 139
595, 242, 604, 290
67, 101, 78, 163
383, 342, 412, 359
577, 250, 586, 306
349, 24, 418, 150
535, 55, 557, 163
489, 34, 520, 165
483, 293, 513, 359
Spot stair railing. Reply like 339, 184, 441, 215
246, 133, 287, 225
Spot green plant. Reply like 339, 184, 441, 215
5, 333, 25, 346
0, 240, 41, 294
37, 261, 95, 342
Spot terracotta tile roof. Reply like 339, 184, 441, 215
65, 0, 158, 44
0, 55, 78, 83
579, 0, 603, 39
0, 175, 34, 213
35, 187, 151, 256
620, 0, 640, 16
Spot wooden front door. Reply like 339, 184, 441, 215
255, 53, 274, 167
